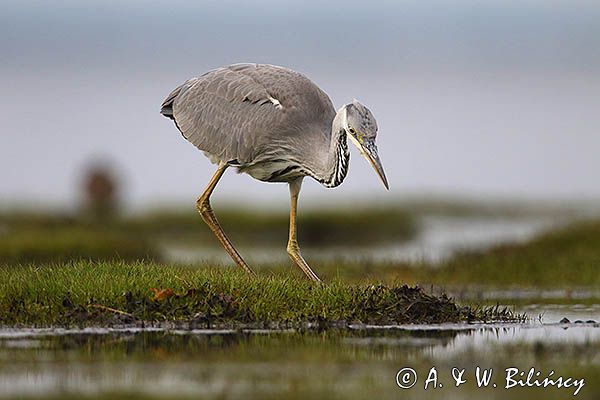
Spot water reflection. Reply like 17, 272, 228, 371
0, 317, 598, 399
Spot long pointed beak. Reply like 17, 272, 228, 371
348, 135, 389, 190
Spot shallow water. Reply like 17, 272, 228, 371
165, 215, 559, 265
1, 301, 598, 400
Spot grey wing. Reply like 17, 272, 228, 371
161, 65, 289, 165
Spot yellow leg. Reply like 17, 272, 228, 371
287, 178, 321, 282
196, 163, 255, 276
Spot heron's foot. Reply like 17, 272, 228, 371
287, 241, 321, 282
195, 198, 256, 276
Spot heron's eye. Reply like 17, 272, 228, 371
349, 127, 356, 134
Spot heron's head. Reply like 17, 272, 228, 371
342, 100, 389, 190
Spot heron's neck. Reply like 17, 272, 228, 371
315, 124, 350, 188
299, 108, 349, 187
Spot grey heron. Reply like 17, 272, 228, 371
161, 63, 388, 281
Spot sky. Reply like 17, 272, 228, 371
1, 0, 599, 209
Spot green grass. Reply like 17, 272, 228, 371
249, 219, 600, 289
0, 206, 416, 247
0, 207, 416, 264
407, 219, 600, 287
2, 209, 599, 327
127, 207, 416, 246
0, 228, 159, 264
0, 261, 518, 327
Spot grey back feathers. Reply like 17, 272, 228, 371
161, 63, 353, 186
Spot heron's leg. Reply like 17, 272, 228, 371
196, 162, 255, 276
287, 178, 321, 282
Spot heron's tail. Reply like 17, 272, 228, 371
160, 87, 181, 120
160, 77, 199, 119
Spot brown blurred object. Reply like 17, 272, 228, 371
82, 163, 120, 220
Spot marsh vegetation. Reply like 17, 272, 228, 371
1, 202, 599, 399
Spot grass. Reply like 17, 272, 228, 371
0, 207, 416, 264
1, 209, 599, 327
405, 219, 600, 287
0, 207, 416, 245
242, 219, 600, 289
0, 261, 519, 327
284, 218, 600, 288
126, 207, 416, 246
0, 228, 158, 264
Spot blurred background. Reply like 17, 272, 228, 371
2, 0, 600, 207
1, 0, 599, 265
2, 3, 600, 399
